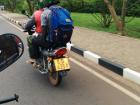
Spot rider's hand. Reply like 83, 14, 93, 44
33, 32, 38, 37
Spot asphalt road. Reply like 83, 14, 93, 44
0, 15, 140, 105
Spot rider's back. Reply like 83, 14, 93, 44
34, 9, 44, 33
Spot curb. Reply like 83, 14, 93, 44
2, 13, 140, 85
1, 14, 22, 26
70, 45, 140, 85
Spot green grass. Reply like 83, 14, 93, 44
71, 13, 140, 39
125, 17, 140, 38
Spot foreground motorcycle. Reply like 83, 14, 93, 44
0, 94, 19, 104
0, 33, 24, 104
25, 30, 71, 86
0, 33, 71, 104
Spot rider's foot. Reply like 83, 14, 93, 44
32, 61, 41, 69
26, 59, 36, 64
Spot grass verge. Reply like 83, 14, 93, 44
71, 13, 140, 39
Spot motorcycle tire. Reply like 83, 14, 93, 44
48, 72, 62, 86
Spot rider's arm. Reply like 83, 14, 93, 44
24, 15, 35, 31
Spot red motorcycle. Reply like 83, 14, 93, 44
24, 28, 71, 86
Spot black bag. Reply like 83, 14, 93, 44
55, 26, 73, 46
27, 36, 36, 58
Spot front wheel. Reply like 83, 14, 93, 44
48, 72, 62, 86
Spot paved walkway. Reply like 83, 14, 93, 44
1, 11, 140, 73
72, 27, 140, 72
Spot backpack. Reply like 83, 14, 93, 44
47, 6, 73, 47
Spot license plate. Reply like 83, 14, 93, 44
54, 58, 70, 71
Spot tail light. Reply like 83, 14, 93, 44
54, 48, 67, 57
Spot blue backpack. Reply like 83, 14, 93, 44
47, 6, 73, 46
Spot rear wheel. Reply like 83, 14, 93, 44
48, 71, 62, 86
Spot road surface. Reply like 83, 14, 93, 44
0, 15, 140, 105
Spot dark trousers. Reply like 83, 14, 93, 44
27, 35, 49, 59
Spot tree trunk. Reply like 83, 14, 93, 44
103, 0, 123, 31
112, 0, 115, 8
26, 0, 34, 15
121, 0, 127, 27
121, 0, 127, 35
7, 0, 14, 12
81, 0, 85, 7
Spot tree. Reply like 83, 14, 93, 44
103, 0, 140, 35
127, 0, 140, 17
121, 0, 127, 34
0, 0, 19, 12
92, 0, 113, 28
103, 0, 123, 32
61, 0, 113, 28
26, 0, 34, 15
0, 0, 27, 12
26, 0, 41, 15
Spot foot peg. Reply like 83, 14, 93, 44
39, 69, 48, 74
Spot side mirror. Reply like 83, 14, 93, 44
0, 33, 24, 72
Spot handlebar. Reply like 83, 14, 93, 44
20, 22, 35, 35
22, 29, 28, 33
22, 26, 35, 35
0, 94, 19, 104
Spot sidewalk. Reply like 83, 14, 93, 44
1, 11, 140, 73
72, 27, 140, 73
0, 11, 29, 23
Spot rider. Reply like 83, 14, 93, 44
41, 0, 60, 41
30, 0, 61, 61
24, 1, 45, 64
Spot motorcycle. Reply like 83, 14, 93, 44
0, 33, 24, 104
24, 29, 71, 86
0, 94, 19, 104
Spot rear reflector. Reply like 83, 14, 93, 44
54, 48, 67, 56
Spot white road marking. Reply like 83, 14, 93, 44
70, 58, 140, 103
1, 15, 140, 103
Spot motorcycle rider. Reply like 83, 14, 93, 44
24, 1, 45, 64
26, 0, 72, 68
30, 0, 61, 63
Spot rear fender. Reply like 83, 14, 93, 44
59, 71, 68, 77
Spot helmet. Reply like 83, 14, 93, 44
38, 0, 60, 7
38, 2, 45, 9
44, 0, 60, 4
